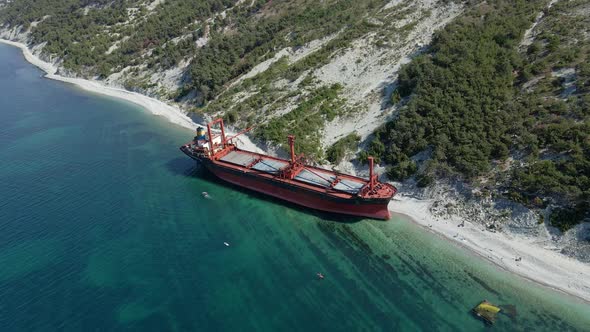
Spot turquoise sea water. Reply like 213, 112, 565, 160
0, 43, 589, 331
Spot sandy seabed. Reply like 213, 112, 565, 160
390, 196, 590, 303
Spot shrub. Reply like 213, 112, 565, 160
550, 206, 589, 233
387, 159, 417, 180
326, 133, 361, 164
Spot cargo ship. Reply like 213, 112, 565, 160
180, 119, 397, 219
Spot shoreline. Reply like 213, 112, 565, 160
2, 37, 589, 305
389, 196, 590, 304
0, 39, 196, 130
0, 38, 264, 153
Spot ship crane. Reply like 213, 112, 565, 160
180, 118, 397, 219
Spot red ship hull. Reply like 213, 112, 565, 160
203, 160, 391, 220
180, 118, 396, 220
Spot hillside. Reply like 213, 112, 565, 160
366, 0, 589, 231
1, 0, 588, 234
0, 0, 461, 154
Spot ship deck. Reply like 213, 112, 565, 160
216, 149, 370, 198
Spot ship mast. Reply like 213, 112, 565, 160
206, 118, 226, 158
288, 135, 296, 163
368, 156, 375, 190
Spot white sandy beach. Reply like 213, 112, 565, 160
0, 38, 263, 153
2, 37, 589, 304
0, 39, 196, 129
390, 195, 590, 303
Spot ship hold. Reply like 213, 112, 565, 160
180, 118, 397, 219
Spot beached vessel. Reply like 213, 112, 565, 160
180, 119, 396, 219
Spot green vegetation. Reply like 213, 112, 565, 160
200, 0, 397, 155
370, 0, 543, 177
387, 159, 418, 181
550, 205, 589, 232
0, 0, 385, 78
1, 0, 234, 77
366, 0, 589, 229
0, 0, 388, 161
187, 0, 387, 104
257, 84, 345, 160
204, 0, 395, 153
2, 0, 587, 229
509, 0, 590, 229
0, 0, 116, 29
326, 133, 361, 164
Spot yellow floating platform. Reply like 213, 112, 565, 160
472, 300, 501, 324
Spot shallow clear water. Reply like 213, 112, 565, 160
0, 43, 589, 331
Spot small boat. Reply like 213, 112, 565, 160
202, 191, 210, 198
224, 242, 230, 247
317, 273, 324, 279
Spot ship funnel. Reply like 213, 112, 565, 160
288, 135, 296, 163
